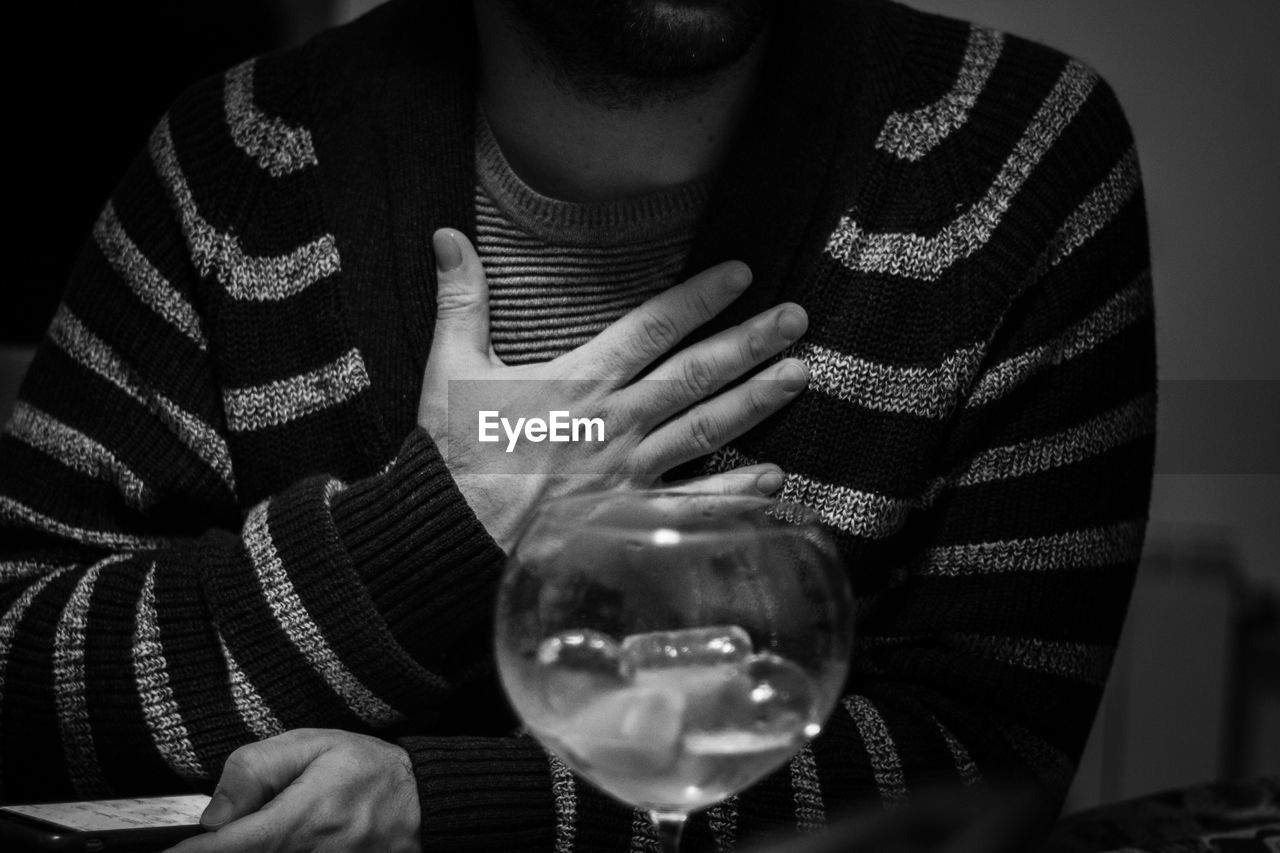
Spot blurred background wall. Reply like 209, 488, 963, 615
2, 0, 1277, 810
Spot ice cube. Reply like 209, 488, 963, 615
706, 652, 817, 735
558, 686, 685, 775
536, 629, 634, 715
621, 625, 754, 670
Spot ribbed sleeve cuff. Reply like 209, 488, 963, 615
330, 428, 507, 662
399, 736, 555, 851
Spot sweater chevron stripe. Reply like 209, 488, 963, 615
0, 1, 1155, 848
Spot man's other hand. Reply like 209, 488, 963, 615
421, 228, 810, 551
166, 729, 420, 853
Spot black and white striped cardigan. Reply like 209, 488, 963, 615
0, 0, 1155, 849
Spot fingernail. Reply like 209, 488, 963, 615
725, 264, 752, 292
778, 361, 808, 393
433, 230, 463, 272
756, 470, 784, 494
201, 791, 233, 828
776, 305, 808, 341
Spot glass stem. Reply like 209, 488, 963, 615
649, 811, 688, 853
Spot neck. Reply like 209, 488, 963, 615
473, 3, 768, 203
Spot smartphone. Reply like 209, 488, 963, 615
0, 793, 209, 852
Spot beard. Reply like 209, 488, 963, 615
496, 0, 776, 108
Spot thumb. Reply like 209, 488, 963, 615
201, 731, 330, 830
431, 228, 491, 357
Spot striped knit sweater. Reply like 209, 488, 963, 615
0, 1, 1156, 850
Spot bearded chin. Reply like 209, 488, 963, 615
498, 0, 776, 106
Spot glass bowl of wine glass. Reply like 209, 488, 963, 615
495, 490, 853, 851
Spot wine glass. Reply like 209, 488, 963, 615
495, 490, 853, 853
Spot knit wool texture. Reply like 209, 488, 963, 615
473, 107, 710, 365
0, 1, 1156, 850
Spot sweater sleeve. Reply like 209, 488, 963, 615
0, 101, 505, 800
391, 80, 1156, 853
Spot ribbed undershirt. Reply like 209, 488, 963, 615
473, 109, 711, 364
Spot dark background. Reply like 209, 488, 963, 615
4, 2, 286, 343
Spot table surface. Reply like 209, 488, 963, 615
1038, 775, 1280, 852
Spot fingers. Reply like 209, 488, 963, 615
573, 261, 752, 382
430, 228, 493, 360
168, 792, 299, 853
168, 733, 419, 853
621, 302, 808, 427
664, 463, 786, 496
637, 358, 809, 471
199, 730, 332, 831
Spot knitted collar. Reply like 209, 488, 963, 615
473, 104, 712, 248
